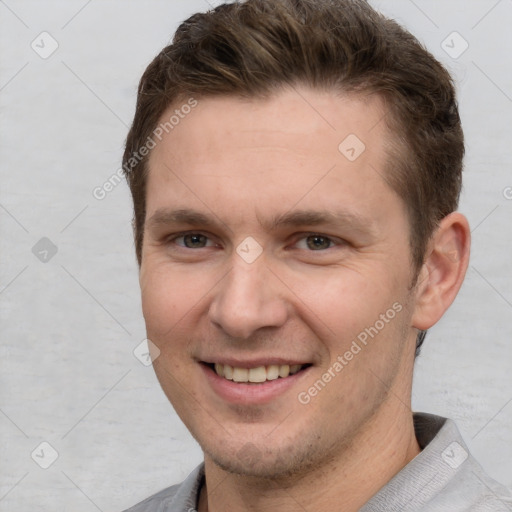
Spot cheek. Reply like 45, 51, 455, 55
140, 266, 191, 338
288, 265, 401, 339
140, 262, 225, 339
141, 270, 198, 382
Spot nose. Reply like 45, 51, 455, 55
208, 257, 288, 340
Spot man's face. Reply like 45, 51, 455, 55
140, 88, 419, 478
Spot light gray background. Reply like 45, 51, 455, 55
1, 1, 511, 510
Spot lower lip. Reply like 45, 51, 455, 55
201, 364, 311, 405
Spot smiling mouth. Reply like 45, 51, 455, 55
205, 363, 311, 383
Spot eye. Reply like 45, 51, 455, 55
295, 234, 337, 251
172, 233, 214, 249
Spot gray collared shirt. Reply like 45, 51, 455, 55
123, 413, 512, 511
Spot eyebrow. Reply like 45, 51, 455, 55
264, 209, 373, 233
146, 209, 218, 230
146, 207, 374, 235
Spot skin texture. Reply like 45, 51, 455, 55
139, 87, 470, 512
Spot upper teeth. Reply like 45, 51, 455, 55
214, 363, 303, 383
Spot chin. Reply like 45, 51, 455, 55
202, 434, 330, 480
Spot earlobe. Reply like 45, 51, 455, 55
411, 212, 471, 331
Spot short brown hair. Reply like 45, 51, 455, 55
124, 0, 463, 284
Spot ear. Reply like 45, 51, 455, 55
411, 212, 471, 331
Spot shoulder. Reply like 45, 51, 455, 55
122, 483, 181, 512
422, 415, 512, 511
416, 414, 512, 511
429, 453, 512, 511
362, 413, 512, 512
122, 464, 205, 512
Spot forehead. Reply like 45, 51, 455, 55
145, 87, 403, 227
151, 88, 389, 163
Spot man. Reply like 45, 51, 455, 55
122, 0, 511, 510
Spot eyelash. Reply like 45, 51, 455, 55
168, 232, 218, 248
166, 231, 344, 251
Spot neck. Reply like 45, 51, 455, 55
198, 402, 421, 512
